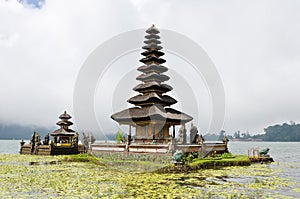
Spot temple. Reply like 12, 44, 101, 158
111, 25, 193, 144
20, 111, 81, 155
50, 111, 79, 155
19, 25, 229, 157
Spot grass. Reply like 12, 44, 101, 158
62, 153, 104, 165
157, 154, 251, 173
189, 155, 251, 168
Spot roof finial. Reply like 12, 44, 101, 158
152, 24, 155, 27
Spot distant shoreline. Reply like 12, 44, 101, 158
1, 138, 300, 143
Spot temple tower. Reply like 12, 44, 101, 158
111, 25, 193, 143
51, 111, 77, 147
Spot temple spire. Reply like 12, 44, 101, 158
56, 111, 73, 130
111, 25, 193, 143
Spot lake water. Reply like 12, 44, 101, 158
1, 140, 299, 197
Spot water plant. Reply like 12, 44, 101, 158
0, 154, 298, 198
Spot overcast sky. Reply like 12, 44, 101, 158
1, 0, 300, 135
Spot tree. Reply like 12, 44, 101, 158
263, 122, 300, 141
115, 130, 123, 143
234, 131, 241, 139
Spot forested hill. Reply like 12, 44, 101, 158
0, 123, 52, 139
204, 122, 300, 142
263, 122, 300, 141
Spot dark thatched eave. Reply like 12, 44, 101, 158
137, 64, 168, 73
146, 25, 160, 34
144, 38, 161, 44
133, 82, 172, 93
56, 120, 73, 126
136, 72, 170, 82
145, 34, 160, 40
141, 50, 165, 57
59, 111, 72, 120
51, 128, 75, 136
139, 56, 166, 64
128, 93, 177, 106
142, 44, 163, 51
111, 106, 193, 125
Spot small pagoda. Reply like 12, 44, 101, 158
50, 111, 79, 154
20, 111, 80, 155
111, 25, 193, 144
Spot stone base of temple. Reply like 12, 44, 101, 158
50, 146, 79, 155
90, 142, 228, 156
133, 137, 171, 144
20, 143, 84, 155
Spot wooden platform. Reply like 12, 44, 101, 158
248, 147, 274, 163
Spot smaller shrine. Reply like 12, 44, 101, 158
50, 111, 79, 155
20, 111, 81, 155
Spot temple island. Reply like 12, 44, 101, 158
19, 25, 229, 157
20, 111, 83, 155
90, 25, 229, 156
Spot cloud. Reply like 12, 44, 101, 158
0, 0, 140, 127
1, 0, 300, 135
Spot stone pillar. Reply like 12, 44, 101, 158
128, 125, 132, 145
178, 124, 187, 144
182, 124, 187, 144
172, 125, 175, 139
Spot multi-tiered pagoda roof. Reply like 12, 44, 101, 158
51, 111, 76, 136
111, 25, 193, 126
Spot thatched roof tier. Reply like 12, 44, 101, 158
142, 44, 163, 51
51, 111, 76, 137
139, 55, 166, 65
141, 50, 164, 57
146, 24, 160, 34
137, 64, 168, 73
136, 72, 169, 83
128, 92, 177, 106
144, 38, 161, 44
111, 105, 192, 125
145, 34, 160, 40
50, 128, 75, 136
56, 120, 73, 126
133, 82, 172, 93
59, 111, 72, 120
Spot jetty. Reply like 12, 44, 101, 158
248, 147, 274, 163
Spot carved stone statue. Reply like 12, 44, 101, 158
73, 132, 79, 147
43, 133, 50, 145
20, 139, 25, 146
82, 132, 89, 151
222, 135, 229, 144
90, 134, 96, 144
222, 135, 229, 152
190, 123, 198, 144
29, 131, 41, 154
30, 132, 38, 154
197, 134, 205, 145
178, 124, 187, 144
